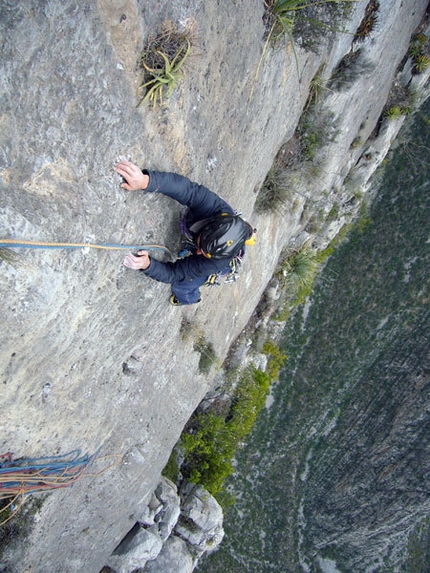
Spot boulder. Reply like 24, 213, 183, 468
138, 491, 161, 527
144, 536, 195, 573
109, 524, 163, 573
175, 483, 224, 553
153, 477, 181, 541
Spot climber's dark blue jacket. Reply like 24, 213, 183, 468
140, 170, 234, 285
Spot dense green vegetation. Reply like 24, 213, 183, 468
163, 342, 287, 499
196, 100, 429, 573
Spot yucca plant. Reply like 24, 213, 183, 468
409, 32, 429, 74
138, 29, 191, 108
277, 244, 319, 300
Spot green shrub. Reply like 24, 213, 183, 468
162, 450, 180, 484
262, 340, 288, 379
326, 202, 340, 221
277, 244, 319, 295
264, 0, 355, 50
413, 54, 430, 74
175, 351, 287, 498
350, 136, 362, 149
297, 107, 338, 160
181, 412, 235, 495
384, 105, 410, 120
304, 64, 330, 111
409, 32, 429, 74
0, 496, 45, 560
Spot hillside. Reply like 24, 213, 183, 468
197, 98, 430, 573
0, 1, 429, 572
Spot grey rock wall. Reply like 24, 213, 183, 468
0, 0, 428, 571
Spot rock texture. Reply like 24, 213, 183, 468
106, 477, 223, 573
0, 0, 429, 572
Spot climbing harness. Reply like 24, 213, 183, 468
0, 449, 120, 526
204, 250, 244, 287
0, 239, 176, 261
176, 238, 245, 286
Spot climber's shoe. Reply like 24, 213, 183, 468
169, 295, 201, 306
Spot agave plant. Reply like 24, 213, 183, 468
138, 36, 191, 108
413, 54, 430, 74
384, 105, 410, 120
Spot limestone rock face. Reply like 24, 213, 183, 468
110, 524, 163, 572
175, 483, 225, 554
152, 478, 181, 541
144, 536, 194, 573
0, 0, 429, 572
106, 478, 223, 572
106, 477, 181, 572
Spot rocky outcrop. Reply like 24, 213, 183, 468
175, 483, 224, 555
105, 478, 223, 573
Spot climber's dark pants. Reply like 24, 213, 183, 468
171, 275, 207, 305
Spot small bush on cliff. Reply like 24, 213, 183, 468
194, 336, 218, 374
282, 244, 318, 291
384, 105, 411, 120
256, 159, 294, 214
0, 496, 45, 561
409, 32, 430, 74
353, 0, 379, 44
297, 107, 338, 160
276, 243, 320, 310
305, 64, 331, 111
329, 49, 376, 91
263, 0, 355, 53
138, 23, 192, 108
180, 319, 219, 374
171, 347, 287, 499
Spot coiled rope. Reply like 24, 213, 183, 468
0, 239, 176, 260
0, 449, 121, 526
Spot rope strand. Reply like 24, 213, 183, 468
0, 449, 121, 526
0, 239, 176, 260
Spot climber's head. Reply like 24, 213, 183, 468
197, 213, 256, 259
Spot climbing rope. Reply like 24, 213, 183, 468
0, 239, 176, 261
0, 449, 121, 526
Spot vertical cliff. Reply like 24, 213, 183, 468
0, 0, 429, 571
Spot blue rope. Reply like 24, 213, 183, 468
0, 449, 99, 498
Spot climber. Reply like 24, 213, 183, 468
115, 160, 255, 306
